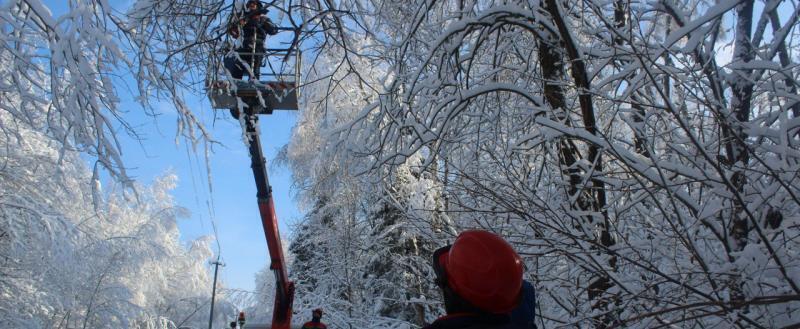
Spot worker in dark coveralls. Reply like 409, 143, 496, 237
224, 0, 278, 80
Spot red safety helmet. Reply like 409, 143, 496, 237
433, 230, 523, 313
312, 308, 323, 316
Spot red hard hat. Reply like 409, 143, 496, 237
434, 230, 523, 313
312, 308, 323, 315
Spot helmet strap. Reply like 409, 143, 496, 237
432, 245, 451, 287
441, 284, 486, 315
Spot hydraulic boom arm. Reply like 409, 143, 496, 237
243, 113, 294, 329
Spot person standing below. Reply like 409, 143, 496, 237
224, 0, 278, 80
301, 308, 327, 329
425, 230, 530, 329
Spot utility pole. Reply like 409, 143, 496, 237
208, 257, 224, 329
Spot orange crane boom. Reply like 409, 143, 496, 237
244, 113, 294, 329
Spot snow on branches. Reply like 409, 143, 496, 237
0, 0, 228, 194
0, 1, 239, 327
290, 0, 800, 327
0, 109, 216, 328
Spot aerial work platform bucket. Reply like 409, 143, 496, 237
208, 79, 299, 113
206, 25, 301, 114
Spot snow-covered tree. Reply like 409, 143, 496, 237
4, 0, 799, 327
0, 2, 233, 326
278, 38, 449, 327
0, 0, 227, 190
289, 0, 800, 327
0, 106, 221, 328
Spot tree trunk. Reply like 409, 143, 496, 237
728, 0, 755, 313
538, 0, 615, 325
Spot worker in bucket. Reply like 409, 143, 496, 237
225, 0, 279, 80
425, 230, 532, 329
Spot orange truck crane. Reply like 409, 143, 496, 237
207, 2, 302, 327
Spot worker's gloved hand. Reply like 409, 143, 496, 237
228, 21, 242, 38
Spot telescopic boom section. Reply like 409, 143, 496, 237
244, 114, 295, 329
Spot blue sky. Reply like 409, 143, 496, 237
40, 0, 303, 295
117, 102, 301, 294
